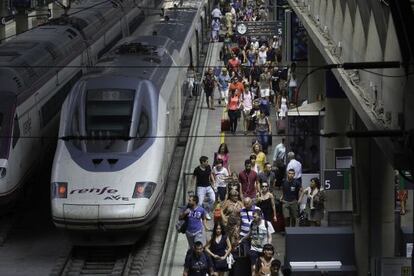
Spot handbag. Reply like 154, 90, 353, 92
235, 108, 241, 118
175, 211, 188, 233
226, 254, 235, 269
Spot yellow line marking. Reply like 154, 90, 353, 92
220, 108, 226, 144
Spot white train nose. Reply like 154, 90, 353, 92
63, 204, 136, 220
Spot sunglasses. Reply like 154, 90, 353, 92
262, 185, 268, 188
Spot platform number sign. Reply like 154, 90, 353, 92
324, 170, 350, 190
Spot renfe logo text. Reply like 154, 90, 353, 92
70, 187, 118, 195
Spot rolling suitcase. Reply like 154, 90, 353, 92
221, 111, 230, 131
229, 247, 251, 276
276, 118, 286, 134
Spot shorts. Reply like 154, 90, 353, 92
260, 88, 270, 97
205, 89, 213, 97
283, 200, 299, 219
217, 186, 227, 202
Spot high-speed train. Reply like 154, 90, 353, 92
51, 0, 207, 231
0, 0, 144, 205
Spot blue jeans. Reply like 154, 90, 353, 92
257, 130, 269, 151
197, 186, 216, 213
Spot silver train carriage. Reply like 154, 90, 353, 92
0, 0, 144, 205
51, 0, 207, 231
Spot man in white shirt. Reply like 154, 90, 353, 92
272, 138, 286, 164
286, 151, 302, 184
211, 5, 222, 21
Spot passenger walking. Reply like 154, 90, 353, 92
211, 18, 221, 42
218, 68, 231, 105
227, 89, 242, 134
256, 182, 277, 224
252, 142, 266, 172
259, 67, 272, 101
270, 259, 282, 276
180, 195, 210, 248
299, 178, 325, 226
239, 209, 274, 271
250, 154, 260, 174
222, 190, 243, 248
241, 89, 253, 135
239, 159, 259, 199
205, 222, 232, 275
258, 162, 276, 190
239, 197, 261, 255
227, 172, 243, 199
281, 169, 302, 227
255, 110, 271, 153
192, 156, 216, 220
287, 62, 297, 106
214, 143, 231, 171
213, 159, 230, 202
183, 241, 216, 276
211, 4, 223, 21
286, 151, 302, 185
278, 89, 288, 119
272, 138, 286, 165
203, 68, 217, 110
254, 244, 276, 276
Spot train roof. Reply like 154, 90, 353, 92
88, 0, 205, 91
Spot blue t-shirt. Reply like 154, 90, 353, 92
186, 206, 206, 234
218, 74, 230, 90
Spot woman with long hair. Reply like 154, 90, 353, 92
299, 178, 325, 226
215, 143, 231, 171
205, 222, 232, 275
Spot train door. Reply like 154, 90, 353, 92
195, 30, 200, 70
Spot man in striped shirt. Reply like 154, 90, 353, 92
239, 197, 261, 255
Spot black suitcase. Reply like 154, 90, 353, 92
229, 247, 251, 276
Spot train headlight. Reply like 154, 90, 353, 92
132, 182, 156, 199
51, 182, 68, 199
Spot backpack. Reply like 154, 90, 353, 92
204, 75, 215, 90
175, 209, 189, 234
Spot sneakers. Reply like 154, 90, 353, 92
205, 213, 212, 220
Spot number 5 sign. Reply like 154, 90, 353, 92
324, 170, 350, 190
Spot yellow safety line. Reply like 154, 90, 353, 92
220, 108, 226, 144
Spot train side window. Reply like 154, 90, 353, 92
188, 47, 193, 68
12, 115, 20, 148
133, 112, 149, 149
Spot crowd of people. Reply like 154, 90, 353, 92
180, 142, 326, 275
180, 1, 326, 275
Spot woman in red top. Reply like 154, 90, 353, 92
227, 89, 241, 134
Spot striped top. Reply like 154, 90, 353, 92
239, 205, 261, 237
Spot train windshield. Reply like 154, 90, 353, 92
84, 89, 134, 153
0, 96, 15, 159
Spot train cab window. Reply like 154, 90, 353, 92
12, 115, 20, 148
85, 89, 134, 153
133, 112, 149, 150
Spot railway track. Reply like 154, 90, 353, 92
56, 246, 131, 276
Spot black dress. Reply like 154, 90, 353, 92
257, 197, 274, 222
210, 235, 229, 272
